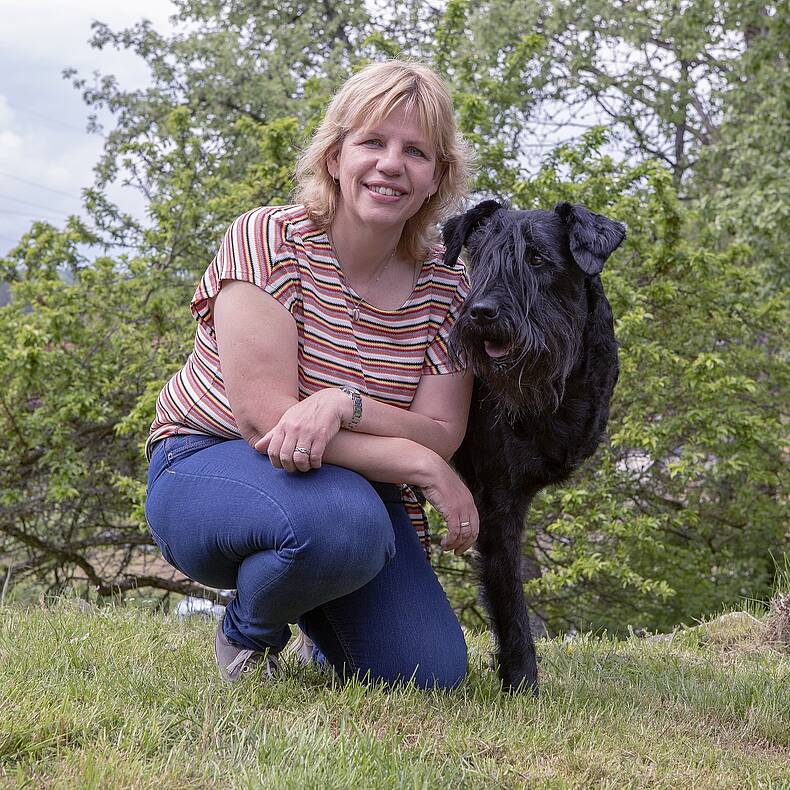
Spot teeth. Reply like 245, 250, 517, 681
368, 185, 402, 196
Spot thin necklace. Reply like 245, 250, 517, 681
328, 231, 398, 321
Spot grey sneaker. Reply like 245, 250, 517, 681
287, 627, 316, 667
214, 619, 283, 683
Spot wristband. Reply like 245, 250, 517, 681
339, 386, 363, 429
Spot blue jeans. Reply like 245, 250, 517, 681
145, 435, 467, 690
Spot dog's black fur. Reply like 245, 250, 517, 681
442, 200, 626, 694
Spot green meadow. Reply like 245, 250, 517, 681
2, 597, 788, 789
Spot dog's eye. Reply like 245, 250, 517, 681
530, 255, 547, 267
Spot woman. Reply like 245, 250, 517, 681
145, 60, 479, 690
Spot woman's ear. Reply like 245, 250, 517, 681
326, 145, 340, 181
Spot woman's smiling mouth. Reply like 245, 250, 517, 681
365, 183, 406, 199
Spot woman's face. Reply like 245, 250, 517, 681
327, 104, 442, 237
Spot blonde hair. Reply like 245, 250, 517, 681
294, 60, 474, 262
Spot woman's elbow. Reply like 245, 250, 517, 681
437, 425, 466, 462
233, 398, 299, 450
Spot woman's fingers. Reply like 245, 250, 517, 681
292, 440, 313, 473
455, 526, 478, 555
441, 512, 479, 554
308, 438, 324, 469
257, 392, 345, 473
266, 429, 284, 468
270, 425, 325, 473
278, 434, 297, 472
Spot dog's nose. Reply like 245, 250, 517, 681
469, 299, 499, 323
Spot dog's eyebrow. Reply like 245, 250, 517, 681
521, 224, 561, 263
533, 246, 558, 261
522, 235, 557, 262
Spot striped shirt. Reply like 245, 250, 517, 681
146, 204, 469, 554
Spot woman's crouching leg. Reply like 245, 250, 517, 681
145, 438, 396, 653
224, 463, 396, 652
299, 483, 468, 691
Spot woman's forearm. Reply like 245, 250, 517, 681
331, 389, 458, 460
321, 429, 441, 487
238, 388, 455, 475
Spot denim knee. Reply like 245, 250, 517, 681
296, 478, 396, 587
402, 634, 468, 691
351, 632, 468, 692
431, 641, 469, 690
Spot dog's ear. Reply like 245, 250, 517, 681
442, 200, 502, 265
554, 202, 626, 275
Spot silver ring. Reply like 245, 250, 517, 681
295, 446, 310, 455
459, 521, 471, 528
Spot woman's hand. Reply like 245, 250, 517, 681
254, 389, 351, 473
416, 455, 480, 556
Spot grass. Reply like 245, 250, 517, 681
1, 597, 788, 789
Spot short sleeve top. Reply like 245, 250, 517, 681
145, 204, 469, 555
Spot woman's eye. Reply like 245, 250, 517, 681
406, 146, 425, 157
362, 139, 382, 147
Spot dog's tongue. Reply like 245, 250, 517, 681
484, 341, 509, 359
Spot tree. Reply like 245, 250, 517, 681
0, 220, 206, 601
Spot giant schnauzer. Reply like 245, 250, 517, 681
442, 200, 626, 694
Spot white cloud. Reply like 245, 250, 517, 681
0, 96, 13, 127
0, 0, 177, 250
0, 1, 175, 73
0, 128, 26, 164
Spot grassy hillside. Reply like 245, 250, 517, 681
1, 598, 788, 789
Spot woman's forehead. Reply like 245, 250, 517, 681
347, 99, 438, 148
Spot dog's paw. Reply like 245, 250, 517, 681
500, 668, 539, 697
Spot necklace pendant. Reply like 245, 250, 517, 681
351, 307, 360, 321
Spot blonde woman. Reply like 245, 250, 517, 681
145, 60, 479, 689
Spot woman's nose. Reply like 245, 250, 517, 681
377, 145, 404, 175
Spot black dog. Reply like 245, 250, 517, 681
442, 200, 626, 694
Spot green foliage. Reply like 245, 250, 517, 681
691, 3, 789, 283
0, 223, 194, 593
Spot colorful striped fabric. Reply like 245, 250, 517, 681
145, 204, 469, 555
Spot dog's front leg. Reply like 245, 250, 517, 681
477, 513, 539, 695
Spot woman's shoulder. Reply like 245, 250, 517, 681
224, 204, 318, 247
423, 244, 470, 288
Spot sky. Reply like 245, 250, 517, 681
0, 0, 177, 253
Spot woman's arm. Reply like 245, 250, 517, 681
215, 274, 472, 464
213, 280, 479, 553
259, 374, 472, 464
213, 280, 442, 482
330, 371, 473, 462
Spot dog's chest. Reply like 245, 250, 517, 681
454, 381, 600, 495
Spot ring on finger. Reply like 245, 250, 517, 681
459, 521, 471, 529
294, 446, 311, 456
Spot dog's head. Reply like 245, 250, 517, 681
443, 200, 625, 417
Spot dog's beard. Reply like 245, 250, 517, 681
449, 297, 582, 422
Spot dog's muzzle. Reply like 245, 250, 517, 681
464, 299, 512, 359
